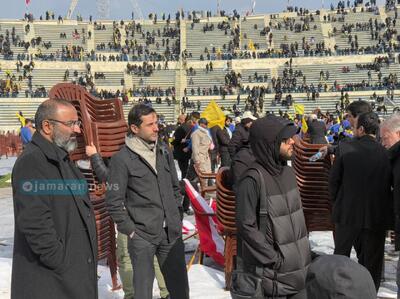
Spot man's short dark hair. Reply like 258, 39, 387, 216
357, 112, 380, 135
346, 100, 372, 118
225, 116, 232, 122
35, 98, 74, 132
190, 111, 200, 122
128, 104, 156, 129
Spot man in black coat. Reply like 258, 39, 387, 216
172, 114, 192, 178
11, 99, 98, 299
236, 115, 311, 298
306, 114, 327, 144
330, 111, 392, 291
380, 112, 400, 298
216, 116, 232, 167
106, 104, 189, 299
229, 112, 256, 185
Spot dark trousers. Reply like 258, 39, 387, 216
182, 159, 198, 211
220, 151, 231, 167
177, 157, 190, 179
128, 230, 189, 299
334, 223, 386, 291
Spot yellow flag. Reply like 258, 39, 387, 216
16, 112, 26, 127
248, 39, 255, 51
201, 100, 225, 129
294, 103, 305, 115
301, 117, 308, 133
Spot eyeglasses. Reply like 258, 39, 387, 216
281, 137, 294, 145
47, 119, 81, 128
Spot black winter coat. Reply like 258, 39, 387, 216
172, 123, 192, 160
216, 126, 231, 155
228, 124, 249, 158
389, 141, 400, 250
237, 163, 311, 297
329, 135, 393, 229
11, 132, 98, 299
106, 142, 182, 244
307, 120, 327, 144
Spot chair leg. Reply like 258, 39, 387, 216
199, 251, 204, 264
108, 222, 121, 291
224, 236, 234, 290
187, 245, 199, 270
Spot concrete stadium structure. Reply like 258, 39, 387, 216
1, 3, 400, 131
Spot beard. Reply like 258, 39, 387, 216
52, 128, 78, 153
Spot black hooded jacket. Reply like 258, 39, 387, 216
236, 115, 311, 297
301, 255, 376, 299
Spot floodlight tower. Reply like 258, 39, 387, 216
251, 0, 256, 14
67, 0, 79, 19
97, 0, 110, 19
130, 0, 144, 20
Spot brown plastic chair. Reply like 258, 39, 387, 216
216, 167, 237, 290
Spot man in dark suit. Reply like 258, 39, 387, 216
106, 104, 189, 299
172, 114, 191, 178
216, 116, 233, 167
12, 99, 98, 299
307, 114, 327, 144
330, 111, 392, 291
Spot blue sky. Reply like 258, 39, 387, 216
4, 0, 386, 20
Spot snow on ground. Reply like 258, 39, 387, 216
0, 158, 398, 298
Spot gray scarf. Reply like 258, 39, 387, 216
125, 135, 157, 173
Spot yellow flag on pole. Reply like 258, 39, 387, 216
201, 100, 225, 129
293, 103, 305, 115
301, 116, 308, 133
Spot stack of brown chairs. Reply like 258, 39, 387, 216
0, 132, 22, 157
49, 83, 126, 290
215, 167, 236, 290
292, 136, 334, 232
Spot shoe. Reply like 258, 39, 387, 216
184, 208, 194, 216
159, 296, 170, 299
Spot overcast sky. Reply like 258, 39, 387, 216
2, 0, 386, 20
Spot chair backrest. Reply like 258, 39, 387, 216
216, 167, 237, 234
183, 179, 225, 266
49, 83, 127, 160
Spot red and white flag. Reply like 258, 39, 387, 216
183, 179, 225, 266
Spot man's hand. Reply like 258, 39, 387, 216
182, 147, 189, 153
318, 145, 329, 159
85, 142, 97, 157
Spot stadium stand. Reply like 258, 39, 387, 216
1, 2, 400, 131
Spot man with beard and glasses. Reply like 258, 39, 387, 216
11, 99, 98, 299
235, 115, 311, 299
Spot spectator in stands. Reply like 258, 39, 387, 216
330, 111, 392, 291
20, 118, 34, 147
307, 114, 327, 144
106, 104, 189, 299
85, 143, 169, 299
236, 115, 311, 298
380, 112, 400, 299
